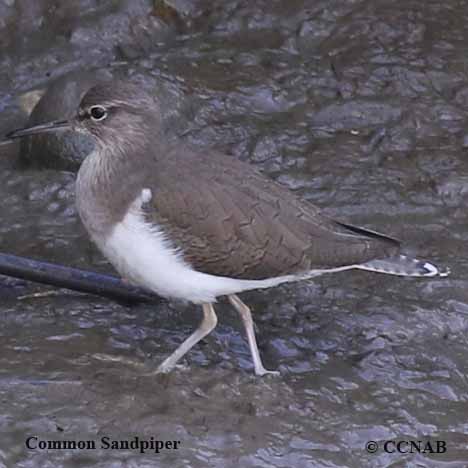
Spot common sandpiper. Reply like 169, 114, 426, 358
4, 80, 449, 376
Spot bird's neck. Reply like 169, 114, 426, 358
75, 136, 161, 242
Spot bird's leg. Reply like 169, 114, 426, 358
228, 294, 279, 376
156, 302, 218, 374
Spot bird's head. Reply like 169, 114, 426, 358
4, 81, 162, 152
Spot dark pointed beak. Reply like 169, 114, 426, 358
1, 119, 71, 145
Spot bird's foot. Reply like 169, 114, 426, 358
153, 360, 188, 375
255, 365, 280, 377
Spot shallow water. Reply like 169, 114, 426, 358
0, 1, 467, 467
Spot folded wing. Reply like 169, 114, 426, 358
144, 147, 400, 279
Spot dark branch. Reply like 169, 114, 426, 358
0, 252, 158, 304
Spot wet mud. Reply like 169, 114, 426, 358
0, 1, 467, 467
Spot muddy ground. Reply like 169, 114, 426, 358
0, 1, 467, 467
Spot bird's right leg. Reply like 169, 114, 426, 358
228, 294, 279, 376
156, 302, 218, 373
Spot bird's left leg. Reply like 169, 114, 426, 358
156, 302, 218, 373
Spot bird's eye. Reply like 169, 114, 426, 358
89, 106, 107, 121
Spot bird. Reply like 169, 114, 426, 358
5, 80, 449, 376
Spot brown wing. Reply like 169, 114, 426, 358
144, 146, 400, 279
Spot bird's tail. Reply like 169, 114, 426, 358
356, 254, 450, 277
